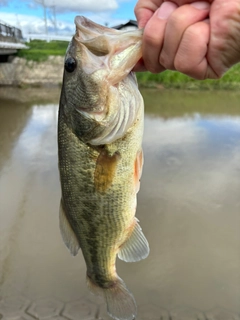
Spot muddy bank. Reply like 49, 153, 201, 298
0, 56, 64, 86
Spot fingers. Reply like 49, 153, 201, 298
134, 0, 232, 80
134, 0, 164, 28
134, 0, 212, 28
140, 2, 210, 74
141, 1, 178, 73
160, 2, 210, 70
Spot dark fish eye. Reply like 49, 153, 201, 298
65, 57, 77, 73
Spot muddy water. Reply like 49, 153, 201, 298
0, 88, 240, 319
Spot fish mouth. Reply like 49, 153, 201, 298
74, 16, 143, 85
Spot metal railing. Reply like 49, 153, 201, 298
0, 20, 24, 42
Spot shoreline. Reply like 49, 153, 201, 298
1, 55, 240, 90
0, 56, 64, 87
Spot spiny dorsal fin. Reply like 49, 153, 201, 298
59, 199, 80, 256
118, 219, 149, 262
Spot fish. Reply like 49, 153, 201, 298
58, 16, 149, 320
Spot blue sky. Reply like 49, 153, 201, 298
0, 0, 137, 35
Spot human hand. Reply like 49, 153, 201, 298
134, 0, 240, 79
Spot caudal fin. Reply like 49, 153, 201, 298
87, 276, 136, 320
104, 277, 137, 320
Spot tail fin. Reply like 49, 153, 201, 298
104, 277, 137, 320
87, 276, 137, 320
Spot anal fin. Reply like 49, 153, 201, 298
118, 218, 149, 262
59, 199, 80, 256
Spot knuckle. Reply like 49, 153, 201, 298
174, 56, 196, 75
174, 54, 191, 74
174, 57, 186, 73
159, 53, 172, 70
145, 63, 162, 74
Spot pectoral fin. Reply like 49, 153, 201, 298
59, 199, 80, 256
118, 219, 149, 262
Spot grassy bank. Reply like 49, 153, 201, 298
136, 63, 240, 90
17, 40, 240, 90
17, 39, 68, 62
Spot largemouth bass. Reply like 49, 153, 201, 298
58, 16, 149, 320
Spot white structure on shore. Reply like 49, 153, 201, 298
24, 34, 72, 42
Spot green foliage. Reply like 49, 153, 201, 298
17, 39, 69, 61
136, 63, 240, 90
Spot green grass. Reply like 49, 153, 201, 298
136, 63, 240, 90
17, 39, 68, 61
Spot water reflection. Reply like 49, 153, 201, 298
138, 114, 240, 312
0, 88, 240, 318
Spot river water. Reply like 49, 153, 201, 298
0, 87, 240, 320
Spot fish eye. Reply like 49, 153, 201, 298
65, 57, 77, 73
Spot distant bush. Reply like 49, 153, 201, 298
17, 39, 68, 61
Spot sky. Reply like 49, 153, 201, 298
0, 0, 137, 36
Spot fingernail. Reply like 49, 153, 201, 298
157, 1, 178, 20
190, 1, 210, 9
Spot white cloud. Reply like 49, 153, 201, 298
31, 0, 118, 13
0, 11, 126, 36
143, 115, 206, 148
0, 12, 75, 35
